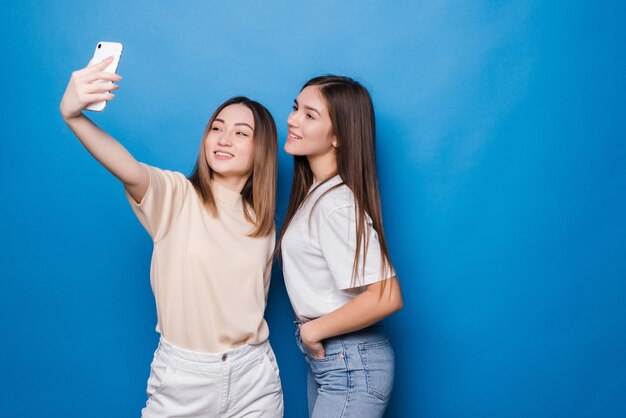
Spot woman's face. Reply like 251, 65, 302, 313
285, 85, 336, 157
205, 104, 255, 181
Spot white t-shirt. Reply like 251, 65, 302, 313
281, 175, 395, 322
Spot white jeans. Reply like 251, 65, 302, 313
141, 338, 284, 418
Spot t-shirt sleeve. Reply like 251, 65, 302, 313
124, 164, 189, 242
318, 206, 396, 290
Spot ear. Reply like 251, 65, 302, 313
332, 135, 339, 148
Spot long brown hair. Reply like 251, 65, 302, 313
189, 96, 277, 237
277, 76, 393, 289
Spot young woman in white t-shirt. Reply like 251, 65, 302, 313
278, 76, 404, 417
60, 57, 283, 417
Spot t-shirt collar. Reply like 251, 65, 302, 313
311, 174, 342, 190
211, 180, 243, 208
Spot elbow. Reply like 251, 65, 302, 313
395, 296, 404, 313
390, 294, 403, 314
368, 278, 403, 317
379, 293, 403, 317
387, 278, 403, 314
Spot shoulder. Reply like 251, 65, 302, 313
311, 183, 356, 226
142, 163, 186, 180
142, 163, 190, 188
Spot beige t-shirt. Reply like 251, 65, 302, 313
125, 164, 275, 352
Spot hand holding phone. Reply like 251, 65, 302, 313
86, 42, 123, 111
60, 42, 123, 120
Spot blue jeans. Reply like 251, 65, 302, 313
295, 324, 395, 418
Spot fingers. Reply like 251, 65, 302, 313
304, 341, 325, 359
73, 56, 114, 79
309, 349, 325, 359
83, 92, 116, 104
82, 70, 122, 84
84, 81, 120, 94
69, 71, 121, 99
87, 56, 115, 72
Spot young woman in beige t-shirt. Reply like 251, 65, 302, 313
60, 57, 283, 417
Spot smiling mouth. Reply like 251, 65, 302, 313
214, 151, 234, 158
288, 132, 302, 141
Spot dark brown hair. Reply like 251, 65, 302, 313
189, 96, 277, 237
277, 76, 393, 288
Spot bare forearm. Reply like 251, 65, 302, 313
60, 57, 149, 202
64, 114, 148, 200
302, 277, 403, 344
65, 114, 138, 180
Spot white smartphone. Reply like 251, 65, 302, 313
86, 41, 123, 112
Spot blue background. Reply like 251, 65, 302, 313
1, 1, 625, 417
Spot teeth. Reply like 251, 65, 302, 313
215, 151, 234, 157
289, 133, 302, 140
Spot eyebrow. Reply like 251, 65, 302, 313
294, 99, 321, 116
214, 118, 254, 131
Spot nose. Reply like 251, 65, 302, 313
287, 111, 298, 128
217, 130, 232, 146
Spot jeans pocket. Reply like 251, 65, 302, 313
301, 340, 344, 363
296, 330, 345, 367
358, 338, 395, 401
306, 346, 344, 363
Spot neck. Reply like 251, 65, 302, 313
212, 172, 248, 194
307, 150, 338, 183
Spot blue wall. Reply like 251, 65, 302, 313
1, 1, 625, 417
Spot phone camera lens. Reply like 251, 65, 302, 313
98, 44, 101, 49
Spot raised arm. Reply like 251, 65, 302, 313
60, 56, 149, 203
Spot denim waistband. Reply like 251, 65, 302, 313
295, 323, 388, 346
294, 323, 391, 373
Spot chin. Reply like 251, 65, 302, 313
284, 143, 305, 156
